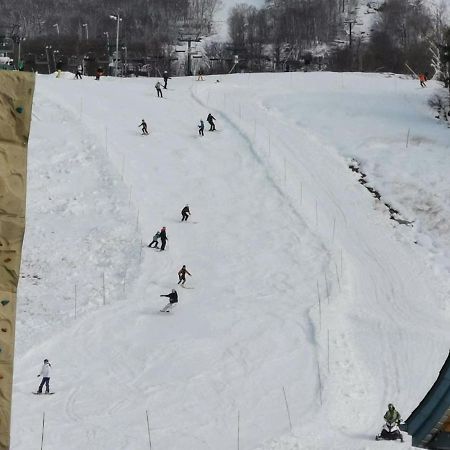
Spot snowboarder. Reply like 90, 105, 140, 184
419, 72, 427, 88
139, 119, 149, 135
159, 226, 168, 251
155, 81, 163, 98
160, 289, 178, 312
198, 119, 204, 136
148, 231, 160, 248
207, 113, 216, 131
177, 265, 192, 285
181, 204, 191, 221
36, 359, 52, 394
75, 64, 83, 79
163, 71, 171, 89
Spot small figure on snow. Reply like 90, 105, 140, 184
198, 119, 204, 136
148, 230, 160, 248
181, 204, 191, 221
376, 403, 403, 442
159, 226, 168, 251
197, 68, 204, 81
207, 113, 216, 131
419, 72, 427, 88
155, 81, 163, 98
163, 71, 171, 89
75, 64, 83, 79
160, 289, 178, 312
139, 119, 149, 135
95, 68, 103, 81
36, 359, 52, 394
178, 265, 192, 285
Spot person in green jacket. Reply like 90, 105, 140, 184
384, 403, 401, 424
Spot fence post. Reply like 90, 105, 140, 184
40, 412, 45, 450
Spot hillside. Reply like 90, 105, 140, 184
11, 71, 450, 449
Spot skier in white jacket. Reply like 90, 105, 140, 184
36, 359, 52, 394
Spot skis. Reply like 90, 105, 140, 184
33, 392, 55, 395
181, 285, 194, 289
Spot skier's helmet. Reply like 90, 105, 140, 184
171, 289, 176, 293
44, 359, 49, 363
388, 403, 394, 409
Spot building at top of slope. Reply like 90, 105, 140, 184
403, 351, 450, 449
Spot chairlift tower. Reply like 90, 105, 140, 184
178, 29, 202, 76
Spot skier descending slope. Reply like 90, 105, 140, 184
159, 226, 168, 251
36, 359, 52, 394
207, 113, 216, 131
177, 265, 192, 285
160, 289, 178, 312
181, 204, 190, 221
139, 119, 149, 135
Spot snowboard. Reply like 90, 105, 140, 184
33, 392, 55, 395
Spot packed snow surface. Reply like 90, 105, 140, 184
12, 71, 450, 449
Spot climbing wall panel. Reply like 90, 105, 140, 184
0, 72, 35, 450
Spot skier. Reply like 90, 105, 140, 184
207, 113, 216, 131
155, 81, 163, 98
178, 265, 192, 285
36, 359, 52, 394
163, 71, 171, 89
181, 204, 191, 221
139, 119, 149, 135
197, 68, 204, 81
160, 289, 178, 312
419, 72, 427, 88
159, 226, 168, 251
384, 403, 401, 425
148, 231, 160, 248
75, 64, 83, 79
198, 119, 204, 136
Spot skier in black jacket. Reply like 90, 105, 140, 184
159, 226, 168, 251
181, 205, 190, 221
160, 289, 178, 312
207, 113, 216, 131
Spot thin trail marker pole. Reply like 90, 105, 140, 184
40, 412, 45, 450
102, 272, 106, 305
237, 410, 240, 450
324, 272, 330, 304
406, 128, 410, 149
334, 262, 341, 291
135, 209, 140, 232
282, 386, 293, 432
146, 410, 152, 450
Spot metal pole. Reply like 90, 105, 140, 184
145, 410, 152, 450
115, 12, 120, 77
40, 412, 45, 450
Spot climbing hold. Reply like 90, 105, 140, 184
3, 258, 11, 263
1, 329, 7, 333
0, 300, 9, 307
16, 106, 24, 114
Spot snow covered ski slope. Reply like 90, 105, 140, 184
12, 72, 450, 449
